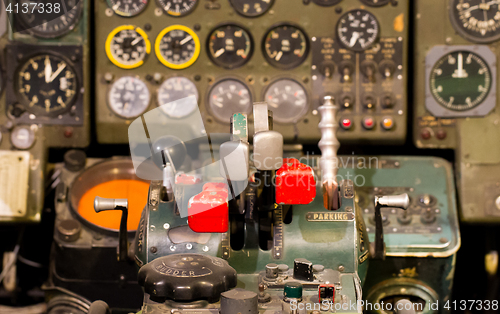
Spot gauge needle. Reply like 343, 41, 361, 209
131, 37, 142, 46
49, 64, 66, 83
452, 53, 468, 78
180, 35, 192, 45
349, 32, 360, 47
44, 56, 52, 83
214, 48, 225, 58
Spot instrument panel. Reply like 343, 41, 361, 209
95, 0, 408, 144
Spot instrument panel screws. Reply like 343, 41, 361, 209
194, 24, 201, 31
154, 8, 162, 16
335, 7, 342, 14
440, 238, 448, 244
338, 265, 345, 272
144, 23, 152, 31
163, 223, 170, 230
170, 245, 176, 251
194, 75, 201, 81
150, 247, 158, 254
105, 8, 113, 16
104, 73, 113, 83
202, 246, 209, 252
186, 243, 193, 250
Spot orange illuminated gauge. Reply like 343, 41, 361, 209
77, 179, 149, 231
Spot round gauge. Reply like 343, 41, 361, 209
158, 77, 199, 118
16, 0, 82, 38
108, 76, 150, 118
450, 0, 500, 43
430, 51, 491, 111
264, 79, 308, 124
106, 0, 148, 16
312, 0, 342, 6
106, 25, 151, 69
157, 0, 198, 16
16, 54, 78, 116
208, 24, 253, 69
263, 24, 309, 69
155, 25, 201, 70
10, 126, 36, 150
359, 0, 390, 6
208, 79, 252, 123
337, 9, 380, 52
229, 0, 274, 17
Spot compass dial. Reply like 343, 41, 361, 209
106, 26, 151, 69
337, 9, 379, 52
430, 51, 491, 111
155, 25, 200, 69
450, 0, 500, 43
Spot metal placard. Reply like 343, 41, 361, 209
0, 151, 30, 217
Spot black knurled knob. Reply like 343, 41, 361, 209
138, 254, 237, 303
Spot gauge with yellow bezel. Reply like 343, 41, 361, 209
155, 25, 200, 70
106, 25, 151, 69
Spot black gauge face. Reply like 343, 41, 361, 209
264, 79, 308, 124
108, 76, 150, 118
156, 26, 200, 69
106, 26, 151, 69
430, 51, 491, 111
360, 0, 390, 6
107, 0, 148, 16
229, 0, 274, 17
312, 0, 342, 6
450, 0, 500, 43
16, 54, 78, 116
208, 24, 253, 69
158, 77, 199, 118
16, 0, 82, 38
263, 25, 309, 69
337, 9, 379, 52
208, 79, 252, 123
157, 0, 198, 16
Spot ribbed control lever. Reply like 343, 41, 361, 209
318, 95, 340, 211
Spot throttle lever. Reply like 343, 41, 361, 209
94, 196, 129, 262
371, 193, 410, 260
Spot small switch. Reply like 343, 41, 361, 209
284, 282, 303, 301
293, 258, 313, 281
318, 284, 335, 302
362, 117, 375, 130
340, 118, 353, 130
265, 263, 279, 279
381, 117, 394, 130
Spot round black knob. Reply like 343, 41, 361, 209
64, 149, 87, 172
138, 254, 237, 303
151, 135, 187, 170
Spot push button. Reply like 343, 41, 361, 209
340, 118, 353, 130
362, 117, 375, 130
381, 117, 394, 130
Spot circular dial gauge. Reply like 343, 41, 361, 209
430, 51, 491, 111
106, 26, 151, 69
450, 0, 500, 43
158, 77, 199, 118
359, 0, 390, 6
263, 24, 309, 69
17, 0, 82, 38
108, 76, 150, 118
337, 9, 379, 52
157, 0, 198, 16
155, 25, 200, 69
312, 0, 342, 6
264, 79, 308, 124
229, 0, 274, 17
208, 24, 253, 69
208, 79, 252, 123
106, 0, 148, 16
16, 54, 78, 116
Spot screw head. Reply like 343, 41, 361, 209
163, 223, 170, 229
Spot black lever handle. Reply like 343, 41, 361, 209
94, 196, 129, 262
372, 194, 410, 260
